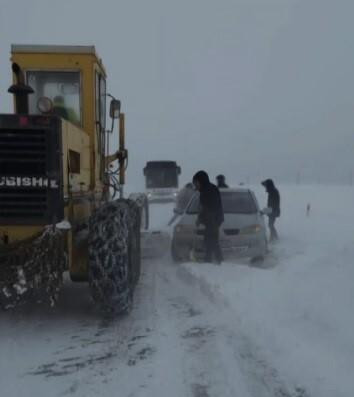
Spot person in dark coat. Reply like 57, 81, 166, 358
216, 174, 229, 188
193, 170, 224, 264
262, 179, 280, 241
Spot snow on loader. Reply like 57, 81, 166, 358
0, 45, 148, 314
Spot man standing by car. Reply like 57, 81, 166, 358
262, 179, 280, 241
193, 171, 224, 264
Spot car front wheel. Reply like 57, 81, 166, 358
171, 239, 183, 263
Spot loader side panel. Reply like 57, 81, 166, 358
0, 114, 63, 225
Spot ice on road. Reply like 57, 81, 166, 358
1, 186, 354, 397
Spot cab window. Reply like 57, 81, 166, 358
95, 72, 106, 130
27, 71, 81, 125
95, 72, 107, 179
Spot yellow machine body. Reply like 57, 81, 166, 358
1, 45, 113, 280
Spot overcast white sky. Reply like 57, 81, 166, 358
1, 0, 354, 187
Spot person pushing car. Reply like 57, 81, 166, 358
193, 170, 224, 264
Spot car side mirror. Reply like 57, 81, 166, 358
261, 207, 272, 216
109, 99, 121, 119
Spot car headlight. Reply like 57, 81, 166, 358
239, 224, 261, 235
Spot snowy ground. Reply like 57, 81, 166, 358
182, 184, 354, 397
1, 185, 353, 396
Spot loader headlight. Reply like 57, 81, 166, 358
37, 96, 53, 114
239, 224, 261, 235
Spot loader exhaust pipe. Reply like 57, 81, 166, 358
8, 63, 34, 114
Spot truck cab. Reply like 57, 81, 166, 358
143, 161, 181, 203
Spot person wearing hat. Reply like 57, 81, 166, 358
216, 174, 229, 188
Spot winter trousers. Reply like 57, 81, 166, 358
204, 225, 223, 263
268, 215, 279, 241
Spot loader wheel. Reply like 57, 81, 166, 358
88, 199, 140, 315
127, 200, 141, 286
128, 193, 149, 230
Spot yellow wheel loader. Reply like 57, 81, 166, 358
0, 45, 149, 314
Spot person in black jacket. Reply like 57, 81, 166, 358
262, 179, 280, 241
216, 174, 229, 188
193, 170, 224, 264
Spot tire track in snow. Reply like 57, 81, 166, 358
175, 259, 311, 397
2, 255, 310, 397
157, 262, 250, 397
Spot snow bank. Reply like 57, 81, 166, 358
183, 185, 354, 397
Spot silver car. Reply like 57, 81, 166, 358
171, 188, 269, 262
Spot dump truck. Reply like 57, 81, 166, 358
0, 44, 148, 314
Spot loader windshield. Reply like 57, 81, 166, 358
27, 71, 81, 125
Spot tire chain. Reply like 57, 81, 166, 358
0, 227, 66, 310
127, 200, 141, 286
128, 193, 149, 230
88, 199, 141, 315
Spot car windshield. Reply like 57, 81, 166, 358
187, 191, 257, 214
27, 71, 81, 125
146, 169, 178, 188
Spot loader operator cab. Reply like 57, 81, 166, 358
10, 46, 113, 180
144, 161, 181, 203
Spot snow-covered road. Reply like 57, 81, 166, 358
1, 258, 302, 397
1, 185, 354, 397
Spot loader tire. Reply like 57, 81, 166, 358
88, 199, 140, 315
127, 200, 141, 286
128, 193, 149, 230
